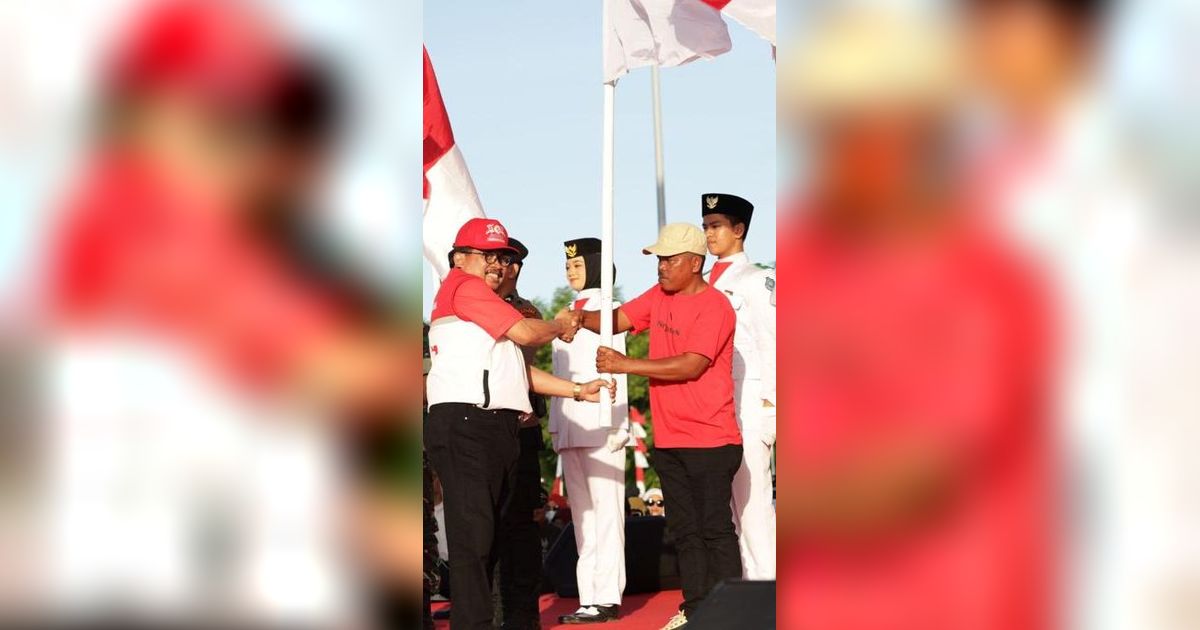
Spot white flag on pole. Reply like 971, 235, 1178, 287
603, 0, 733, 83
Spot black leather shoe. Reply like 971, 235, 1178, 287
558, 604, 619, 624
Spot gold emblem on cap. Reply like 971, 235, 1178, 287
705, 195, 719, 210
565, 244, 578, 258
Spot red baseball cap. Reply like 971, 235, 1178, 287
104, 0, 293, 110
453, 218, 519, 253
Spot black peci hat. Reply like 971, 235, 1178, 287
508, 237, 530, 263
700, 193, 753, 224
563, 237, 602, 259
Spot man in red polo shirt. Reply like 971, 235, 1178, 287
559, 223, 740, 630
42, 2, 413, 623
426, 217, 612, 630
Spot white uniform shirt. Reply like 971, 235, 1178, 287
972, 96, 1191, 630
549, 288, 629, 450
704, 252, 777, 405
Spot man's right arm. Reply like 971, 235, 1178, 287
569, 307, 633, 335
452, 278, 577, 347
557, 286, 652, 340
505, 317, 574, 347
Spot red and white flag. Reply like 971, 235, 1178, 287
603, 0, 732, 83
552, 454, 564, 498
630, 408, 651, 495
423, 47, 485, 281
700, 0, 776, 45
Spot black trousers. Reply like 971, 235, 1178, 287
422, 450, 440, 630
496, 426, 545, 628
425, 403, 521, 630
653, 444, 744, 615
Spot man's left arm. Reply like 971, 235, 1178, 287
596, 300, 730, 382
596, 349, 710, 382
509, 296, 546, 422
529, 366, 614, 401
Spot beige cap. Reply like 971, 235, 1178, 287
642, 223, 707, 257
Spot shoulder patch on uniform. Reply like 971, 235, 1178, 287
765, 277, 775, 291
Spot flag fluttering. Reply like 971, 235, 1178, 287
603, 0, 732, 83
423, 47, 484, 281
699, 0, 776, 45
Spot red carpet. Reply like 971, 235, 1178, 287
432, 589, 683, 629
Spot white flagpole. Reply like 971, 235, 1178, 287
651, 64, 666, 230
599, 78, 615, 430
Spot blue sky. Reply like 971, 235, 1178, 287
423, 1, 777, 312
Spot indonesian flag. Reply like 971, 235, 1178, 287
552, 454, 564, 498
700, 0, 776, 45
423, 47, 484, 281
603, 0, 732, 83
630, 408, 651, 495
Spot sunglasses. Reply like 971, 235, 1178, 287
646, 500, 664, 507
460, 248, 515, 266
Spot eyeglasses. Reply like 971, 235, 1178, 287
460, 248, 515, 266
646, 500, 664, 507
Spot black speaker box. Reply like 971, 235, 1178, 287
686, 579, 776, 629
542, 516, 681, 597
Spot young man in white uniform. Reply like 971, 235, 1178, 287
549, 238, 630, 624
700, 193, 777, 580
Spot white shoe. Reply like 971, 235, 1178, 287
659, 610, 688, 630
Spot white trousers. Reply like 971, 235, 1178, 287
731, 378, 776, 580
560, 444, 627, 606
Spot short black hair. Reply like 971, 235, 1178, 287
726, 212, 751, 240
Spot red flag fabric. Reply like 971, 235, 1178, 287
422, 47, 485, 281
423, 47, 453, 198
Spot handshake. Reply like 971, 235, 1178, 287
554, 307, 584, 343
552, 307, 630, 375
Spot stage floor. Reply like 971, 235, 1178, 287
431, 589, 683, 629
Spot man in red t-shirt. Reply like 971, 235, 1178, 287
775, 9, 1054, 629
559, 223, 740, 629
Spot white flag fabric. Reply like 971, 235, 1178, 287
424, 47, 485, 281
701, 0, 776, 45
603, 0, 732, 83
